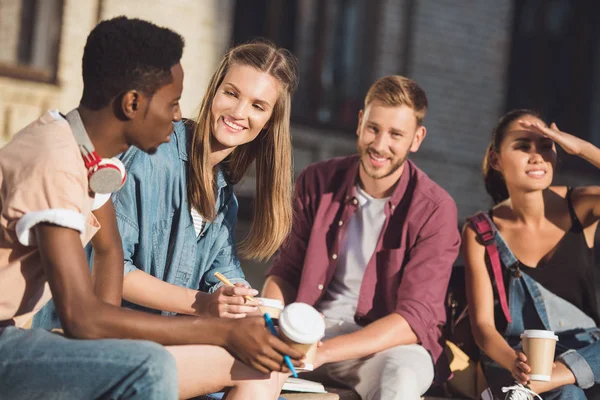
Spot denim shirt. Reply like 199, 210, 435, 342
112, 120, 247, 314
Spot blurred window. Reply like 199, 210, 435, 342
506, 0, 600, 170
232, 0, 381, 133
0, 0, 64, 83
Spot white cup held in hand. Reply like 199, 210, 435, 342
520, 329, 559, 381
278, 302, 325, 371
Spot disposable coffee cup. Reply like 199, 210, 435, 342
278, 302, 325, 371
520, 329, 559, 381
256, 297, 284, 319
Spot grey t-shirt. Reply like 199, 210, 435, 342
317, 185, 389, 323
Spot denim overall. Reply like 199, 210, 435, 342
481, 229, 600, 399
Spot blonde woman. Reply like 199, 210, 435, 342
110, 41, 297, 320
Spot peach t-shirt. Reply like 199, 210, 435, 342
0, 110, 100, 327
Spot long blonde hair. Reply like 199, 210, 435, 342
187, 41, 298, 261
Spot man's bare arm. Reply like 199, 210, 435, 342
35, 223, 304, 374
315, 313, 418, 367
90, 200, 123, 306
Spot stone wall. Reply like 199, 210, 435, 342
0, 0, 233, 144
287, 0, 515, 221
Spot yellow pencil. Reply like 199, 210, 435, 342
213, 272, 263, 313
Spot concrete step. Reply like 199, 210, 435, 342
282, 387, 464, 400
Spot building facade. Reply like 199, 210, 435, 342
0, 0, 233, 145
1, 0, 599, 227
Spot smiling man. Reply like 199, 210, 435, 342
0, 18, 304, 400
263, 75, 461, 399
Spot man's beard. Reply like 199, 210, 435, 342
358, 147, 407, 180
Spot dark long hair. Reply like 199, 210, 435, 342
483, 109, 540, 204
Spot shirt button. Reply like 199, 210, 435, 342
559, 321, 564, 327
332, 253, 338, 260
338, 220, 343, 226
391, 204, 396, 210
352, 199, 358, 205
317, 284, 324, 290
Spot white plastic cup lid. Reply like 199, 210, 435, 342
520, 329, 558, 341
279, 302, 325, 344
256, 297, 284, 310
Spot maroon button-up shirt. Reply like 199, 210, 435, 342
268, 155, 460, 381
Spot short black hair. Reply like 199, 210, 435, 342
80, 16, 184, 110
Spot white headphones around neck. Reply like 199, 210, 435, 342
65, 109, 127, 194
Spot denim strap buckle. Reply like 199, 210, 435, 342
590, 329, 600, 341
508, 262, 522, 278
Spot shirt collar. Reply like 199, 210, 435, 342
343, 155, 412, 208
215, 168, 227, 190
173, 120, 189, 161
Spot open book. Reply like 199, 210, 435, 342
282, 377, 327, 393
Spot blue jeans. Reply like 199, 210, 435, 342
542, 382, 600, 400
482, 276, 600, 399
0, 326, 178, 399
483, 348, 600, 399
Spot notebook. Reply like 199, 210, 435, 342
282, 377, 327, 393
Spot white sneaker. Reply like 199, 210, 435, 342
501, 383, 542, 400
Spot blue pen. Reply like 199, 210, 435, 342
264, 312, 298, 378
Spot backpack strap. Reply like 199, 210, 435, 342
468, 212, 512, 323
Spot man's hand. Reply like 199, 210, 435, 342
223, 317, 304, 374
90, 199, 124, 305
202, 283, 260, 318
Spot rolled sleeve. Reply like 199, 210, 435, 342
16, 209, 85, 246
267, 169, 313, 288
394, 199, 460, 359
123, 259, 138, 275
4, 154, 88, 247
559, 349, 595, 389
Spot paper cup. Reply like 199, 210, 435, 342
520, 329, 559, 381
279, 302, 325, 371
256, 297, 284, 319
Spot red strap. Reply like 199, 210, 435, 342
469, 213, 512, 323
82, 150, 102, 170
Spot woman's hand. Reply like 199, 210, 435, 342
511, 350, 531, 385
519, 120, 585, 156
204, 283, 261, 318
